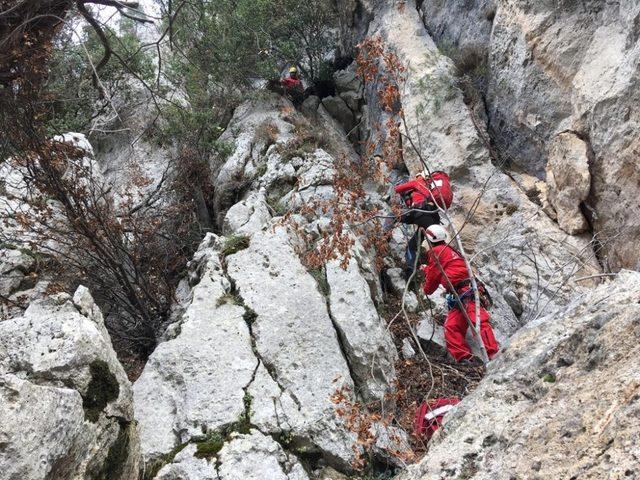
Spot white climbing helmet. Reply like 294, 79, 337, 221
424, 224, 448, 244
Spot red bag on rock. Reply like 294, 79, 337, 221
414, 397, 460, 439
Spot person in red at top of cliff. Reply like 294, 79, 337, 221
420, 224, 499, 363
394, 170, 453, 277
280, 67, 303, 93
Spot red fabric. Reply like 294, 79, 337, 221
421, 243, 499, 361
281, 77, 303, 91
394, 172, 452, 209
427, 171, 453, 209
421, 244, 469, 295
414, 397, 460, 439
445, 301, 499, 361
395, 178, 431, 206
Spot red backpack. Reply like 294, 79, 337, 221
426, 171, 453, 210
414, 397, 460, 439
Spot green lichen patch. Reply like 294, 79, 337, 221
541, 373, 556, 383
83, 360, 120, 422
194, 432, 225, 459
221, 234, 251, 257
308, 266, 330, 297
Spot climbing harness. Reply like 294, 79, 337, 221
446, 279, 493, 310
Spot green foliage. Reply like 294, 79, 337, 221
221, 234, 251, 257
45, 19, 154, 134
238, 391, 253, 432
154, 0, 337, 151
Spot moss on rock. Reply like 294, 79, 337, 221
92, 421, 132, 480
82, 360, 120, 422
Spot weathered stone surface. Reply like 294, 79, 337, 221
226, 227, 356, 466
155, 444, 217, 480
370, 423, 412, 468
91, 94, 174, 210
340, 90, 361, 111
217, 430, 309, 480
321, 95, 355, 133
0, 248, 34, 299
256, 146, 298, 196
416, 318, 447, 350
247, 361, 302, 433
213, 94, 297, 224
133, 234, 256, 461
326, 245, 398, 401
0, 288, 139, 480
334, 68, 363, 95
316, 467, 350, 480
546, 132, 591, 235
401, 338, 416, 359
223, 191, 272, 235
419, 0, 495, 65
301, 94, 321, 116
359, 1, 600, 327
419, 0, 640, 269
397, 270, 640, 480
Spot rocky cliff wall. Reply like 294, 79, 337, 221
417, 0, 640, 270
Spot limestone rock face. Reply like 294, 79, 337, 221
321, 95, 356, 133
155, 444, 217, 480
133, 97, 404, 476
212, 94, 296, 225
0, 288, 140, 480
349, 1, 600, 328
396, 270, 640, 479
226, 227, 357, 466
546, 132, 592, 235
0, 248, 35, 319
217, 430, 310, 480
418, 0, 640, 270
133, 234, 255, 461
223, 191, 272, 235
326, 247, 398, 401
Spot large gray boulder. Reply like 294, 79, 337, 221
326, 244, 398, 401
546, 132, 592, 235
223, 191, 272, 235
0, 287, 140, 480
217, 430, 309, 480
321, 95, 356, 134
133, 234, 257, 461
155, 444, 217, 480
226, 227, 357, 467
396, 270, 640, 479
212, 94, 297, 224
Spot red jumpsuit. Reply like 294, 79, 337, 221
281, 76, 303, 92
394, 171, 453, 209
422, 244, 499, 361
